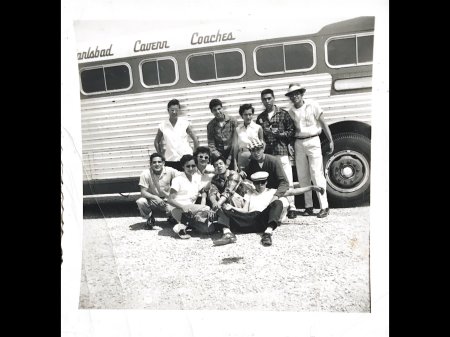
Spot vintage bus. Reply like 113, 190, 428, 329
77, 16, 374, 207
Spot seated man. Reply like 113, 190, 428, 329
208, 156, 246, 212
167, 154, 212, 239
241, 138, 291, 221
136, 153, 180, 229
214, 171, 324, 247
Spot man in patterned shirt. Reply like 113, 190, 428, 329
256, 89, 297, 217
208, 156, 246, 212
207, 99, 238, 169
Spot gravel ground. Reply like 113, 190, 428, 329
80, 199, 370, 312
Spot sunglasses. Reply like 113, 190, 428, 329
185, 165, 197, 168
198, 155, 209, 159
253, 180, 267, 185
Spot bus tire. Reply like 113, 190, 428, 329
322, 132, 371, 207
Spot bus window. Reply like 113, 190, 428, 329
254, 40, 316, 76
80, 63, 133, 95
186, 49, 245, 83
285, 42, 315, 71
326, 33, 374, 68
357, 35, 374, 64
140, 57, 178, 88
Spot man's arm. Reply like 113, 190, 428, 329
222, 197, 250, 213
208, 183, 220, 210
318, 114, 334, 154
207, 121, 221, 157
154, 129, 163, 154
283, 185, 325, 197
279, 111, 295, 140
140, 186, 165, 205
186, 125, 199, 152
220, 171, 241, 202
272, 158, 290, 198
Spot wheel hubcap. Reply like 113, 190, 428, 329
325, 151, 370, 193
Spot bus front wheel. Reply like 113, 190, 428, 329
322, 132, 371, 207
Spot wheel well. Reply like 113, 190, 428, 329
320, 121, 371, 142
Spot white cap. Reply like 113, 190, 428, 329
250, 171, 269, 181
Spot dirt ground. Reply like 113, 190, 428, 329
79, 198, 370, 312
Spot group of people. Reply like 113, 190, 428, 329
136, 83, 334, 246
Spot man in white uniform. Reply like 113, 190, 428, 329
285, 83, 334, 218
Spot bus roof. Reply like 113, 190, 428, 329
75, 16, 374, 64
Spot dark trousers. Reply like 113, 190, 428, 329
165, 161, 182, 171
222, 200, 283, 233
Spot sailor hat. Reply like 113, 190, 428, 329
250, 171, 269, 181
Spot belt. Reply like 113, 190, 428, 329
296, 134, 319, 140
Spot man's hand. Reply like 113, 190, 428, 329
153, 196, 166, 207
222, 203, 232, 211
326, 141, 334, 155
238, 170, 247, 179
207, 210, 217, 222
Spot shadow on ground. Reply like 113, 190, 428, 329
83, 194, 370, 219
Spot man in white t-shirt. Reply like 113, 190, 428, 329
285, 83, 334, 218
214, 171, 324, 246
154, 99, 199, 171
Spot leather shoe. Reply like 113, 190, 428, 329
302, 207, 314, 216
287, 209, 297, 219
145, 215, 155, 229
213, 232, 237, 246
261, 233, 272, 246
317, 208, 329, 218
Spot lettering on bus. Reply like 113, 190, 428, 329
77, 45, 113, 60
191, 30, 236, 45
133, 40, 170, 52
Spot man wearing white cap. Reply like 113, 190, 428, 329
285, 83, 334, 218
214, 171, 324, 246
244, 139, 290, 209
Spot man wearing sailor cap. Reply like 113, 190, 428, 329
214, 171, 324, 246
242, 139, 290, 217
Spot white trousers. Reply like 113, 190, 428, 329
294, 137, 328, 209
276, 155, 295, 208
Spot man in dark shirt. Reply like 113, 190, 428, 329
243, 139, 290, 213
256, 88, 297, 215
206, 99, 238, 169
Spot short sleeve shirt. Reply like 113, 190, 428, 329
235, 121, 262, 150
138, 166, 180, 197
244, 188, 277, 212
288, 99, 323, 137
170, 172, 203, 205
